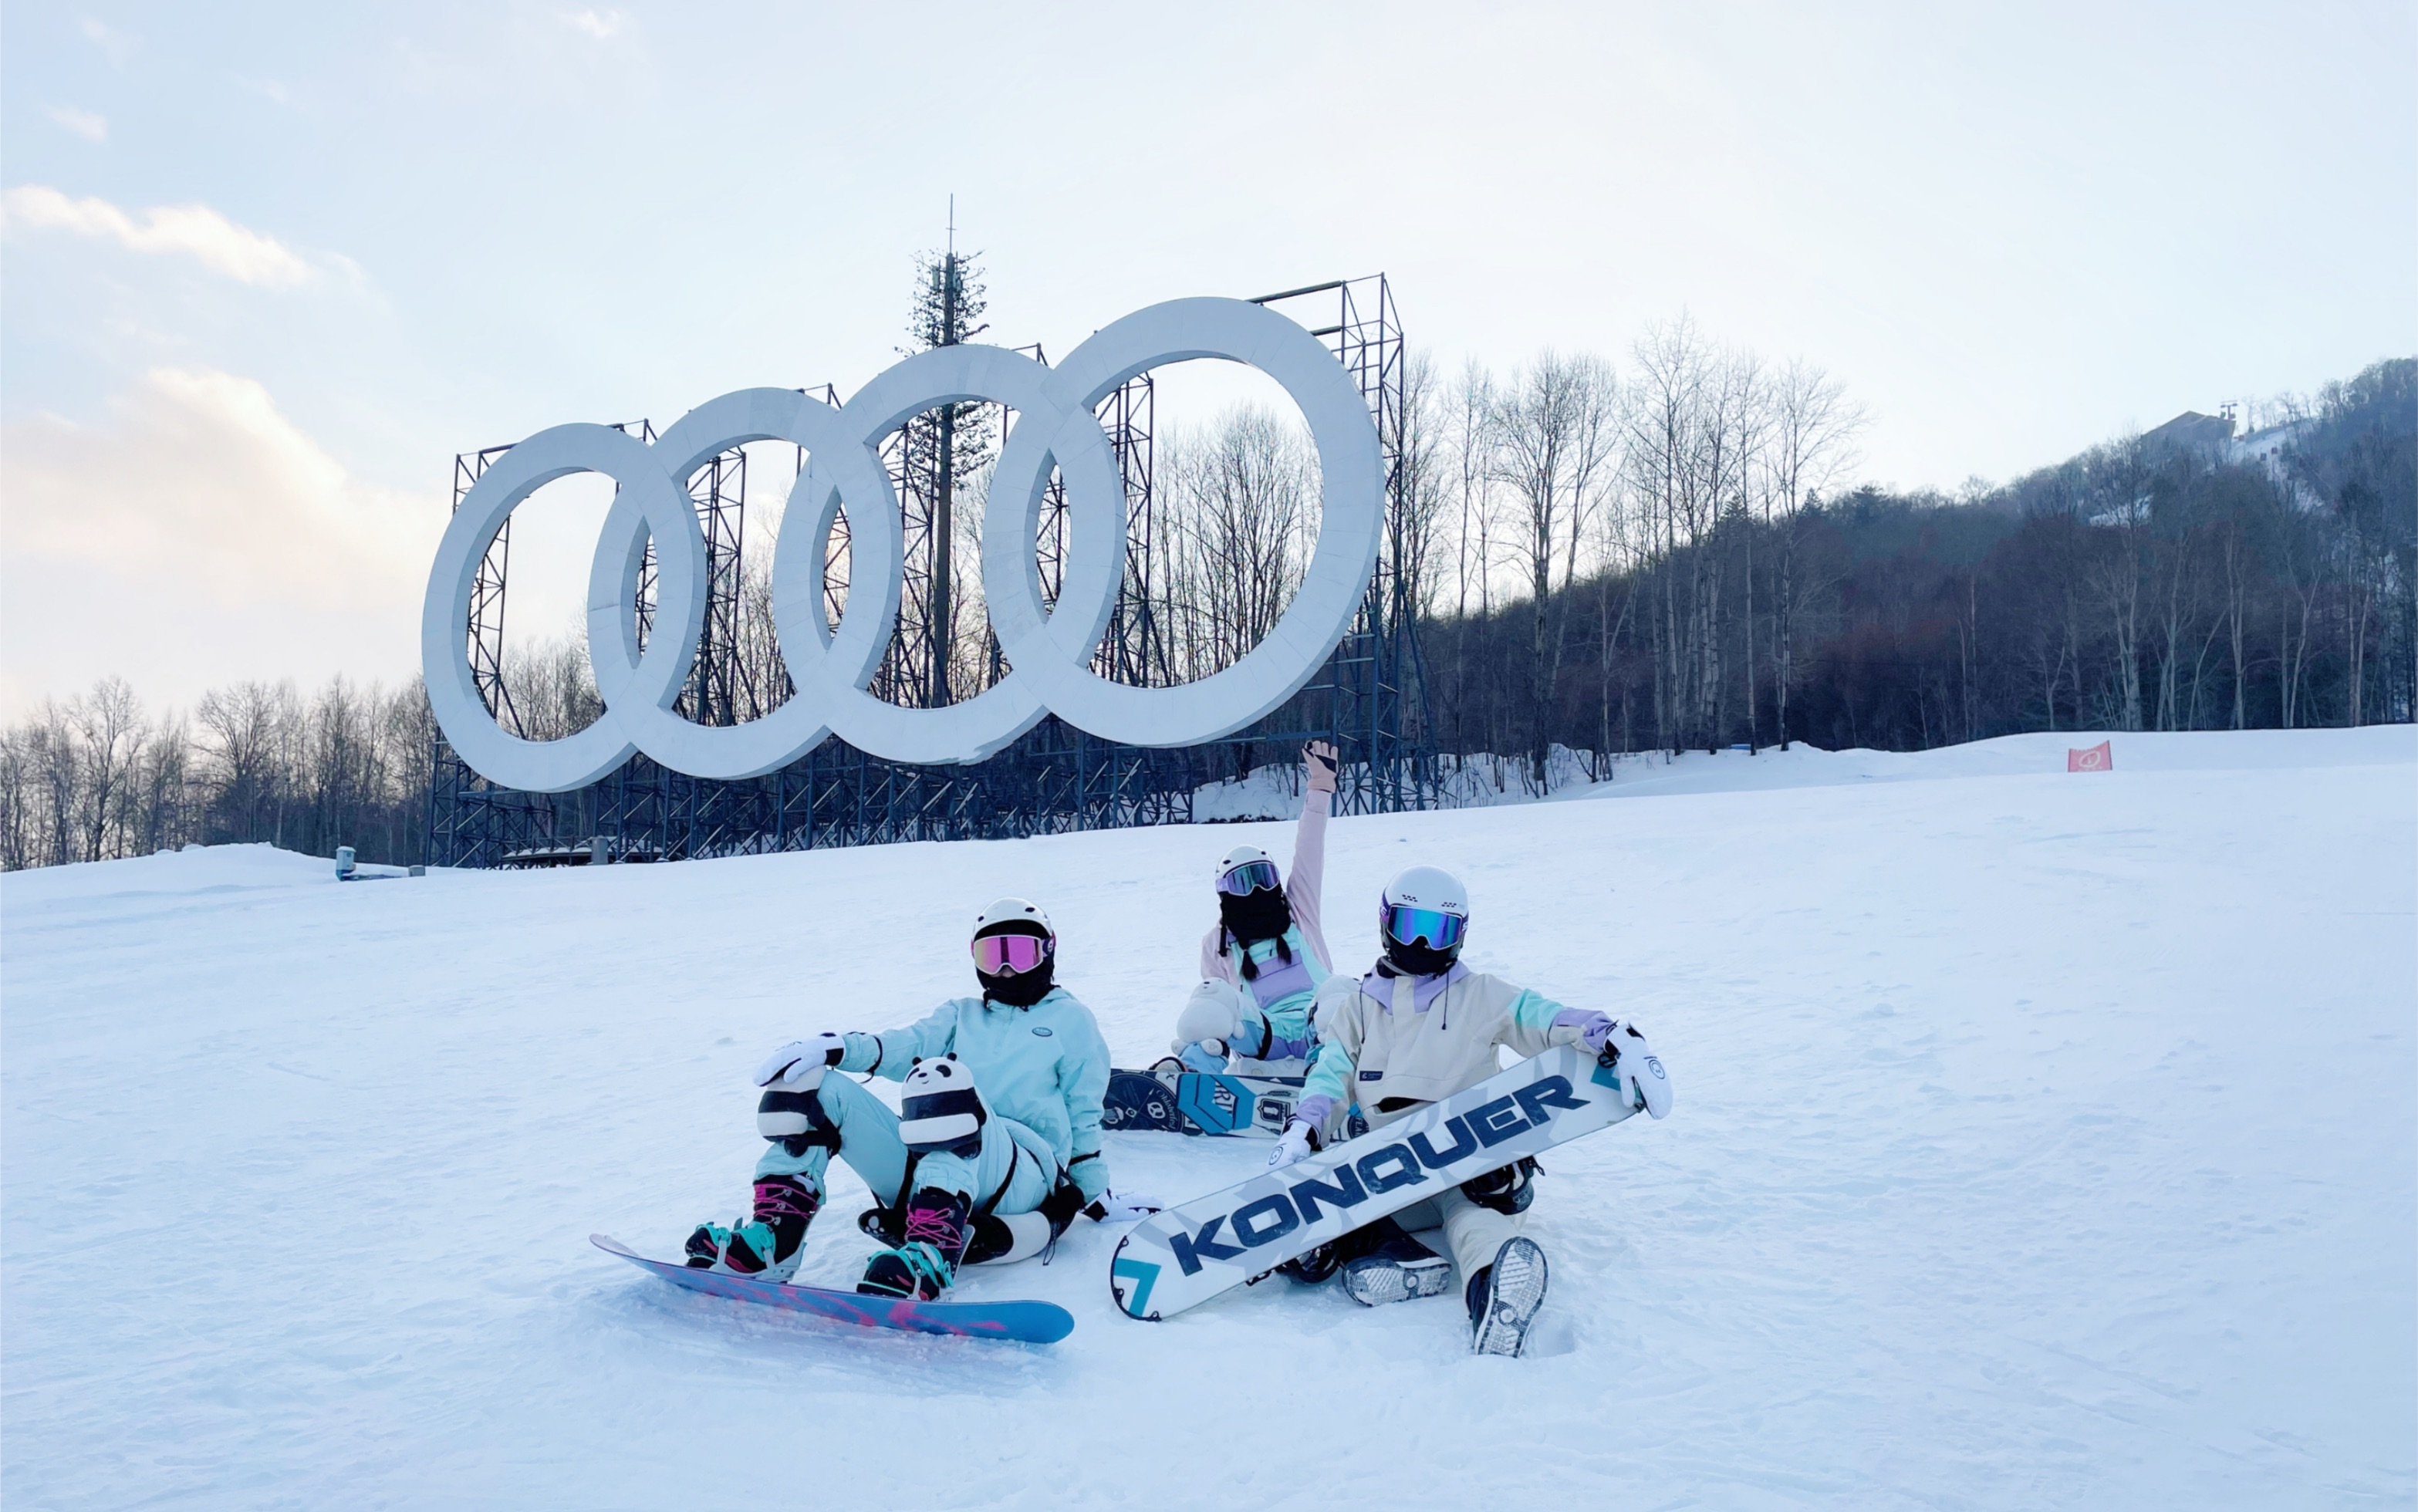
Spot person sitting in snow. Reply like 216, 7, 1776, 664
687, 897, 1157, 1300
1167, 741, 1340, 1076
1268, 865, 1673, 1356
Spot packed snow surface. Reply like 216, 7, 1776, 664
5, 727, 2413, 1510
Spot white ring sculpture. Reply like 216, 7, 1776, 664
420, 297, 1383, 793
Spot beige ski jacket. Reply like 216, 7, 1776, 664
1298, 966, 1601, 1130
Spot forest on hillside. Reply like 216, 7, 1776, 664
1424, 352, 2413, 770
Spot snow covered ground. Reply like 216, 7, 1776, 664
5, 727, 2413, 1510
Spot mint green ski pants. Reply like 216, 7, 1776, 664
755, 1073, 1057, 1215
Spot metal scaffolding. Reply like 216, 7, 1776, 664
426, 274, 1434, 869
454, 444, 521, 731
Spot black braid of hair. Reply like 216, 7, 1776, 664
1218, 884, 1294, 980
1219, 921, 1294, 982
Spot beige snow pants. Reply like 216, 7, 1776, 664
1392, 1186, 1521, 1289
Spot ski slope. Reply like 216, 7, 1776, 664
5, 727, 2412, 1510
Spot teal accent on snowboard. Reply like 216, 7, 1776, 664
1105, 1065, 1299, 1136
1109, 1256, 1161, 1318
1107, 1045, 1644, 1321
1177, 1072, 1259, 1134
593, 1235, 1074, 1344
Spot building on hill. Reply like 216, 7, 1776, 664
2227, 417, 2315, 474
2140, 410, 2235, 458
2141, 408, 2319, 505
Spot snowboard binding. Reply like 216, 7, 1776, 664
686, 1173, 821, 1284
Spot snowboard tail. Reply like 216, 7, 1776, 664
592, 1234, 1074, 1344
1107, 1045, 1640, 1321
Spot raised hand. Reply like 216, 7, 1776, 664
1304, 740, 1339, 795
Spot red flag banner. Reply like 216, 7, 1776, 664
2067, 741, 2112, 772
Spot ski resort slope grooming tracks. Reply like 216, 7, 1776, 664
4, 728, 2412, 1510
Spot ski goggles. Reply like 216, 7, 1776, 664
1380, 903, 1467, 952
1216, 859, 1282, 897
971, 932, 1055, 977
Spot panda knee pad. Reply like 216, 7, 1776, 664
758, 1082, 838, 1159
900, 1055, 989, 1157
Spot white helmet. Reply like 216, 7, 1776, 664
1214, 845, 1272, 885
1382, 866, 1468, 920
1380, 865, 1470, 972
973, 897, 1053, 938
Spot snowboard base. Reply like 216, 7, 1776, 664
592, 1234, 1074, 1344
1104, 1065, 1369, 1139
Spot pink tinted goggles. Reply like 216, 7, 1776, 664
971, 932, 1055, 976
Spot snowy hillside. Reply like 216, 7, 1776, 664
5, 727, 2413, 1510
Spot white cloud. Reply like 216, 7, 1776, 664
1, 184, 316, 286
77, 15, 135, 65
46, 106, 108, 142
0, 369, 445, 714
562, 8, 629, 39
237, 76, 295, 107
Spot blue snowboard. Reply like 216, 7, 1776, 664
592, 1234, 1075, 1344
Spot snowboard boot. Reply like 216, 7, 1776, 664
857, 1186, 971, 1301
684, 1173, 821, 1283
1277, 1241, 1342, 1285
1339, 1222, 1453, 1307
1466, 1237, 1549, 1357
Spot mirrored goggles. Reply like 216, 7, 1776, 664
1216, 859, 1282, 897
1381, 903, 1467, 952
971, 932, 1054, 977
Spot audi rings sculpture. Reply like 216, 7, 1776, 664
421, 297, 1384, 793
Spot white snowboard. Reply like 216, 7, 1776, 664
1108, 1044, 1646, 1321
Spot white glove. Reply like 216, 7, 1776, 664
1172, 980, 1247, 1055
1082, 1190, 1164, 1223
1601, 1020, 1672, 1119
754, 1033, 846, 1088
1267, 1121, 1315, 1169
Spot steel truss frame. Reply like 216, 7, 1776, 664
426, 275, 1432, 869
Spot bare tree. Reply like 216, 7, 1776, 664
1442, 361, 1501, 751
1757, 357, 1863, 748
70, 678, 144, 862
131, 717, 191, 854
1161, 405, 1317, 683
196, 682, 290, 841
499, 633, 604, 744
0, 725, 31, 869
1624, 318, 1737, 751
1492, 351, 1620, 782
1589, 452, 1646, 763
2082, 437, 2152, 731
1392, 352, 1449, 622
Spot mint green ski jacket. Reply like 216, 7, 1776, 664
835, 985, 1113, 1201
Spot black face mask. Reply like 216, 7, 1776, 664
1381, 933, 1457, 978
979, 957, 1055, 1007
1219, 884, 1293, 947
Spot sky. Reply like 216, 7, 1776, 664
2, 1, 2412, 717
